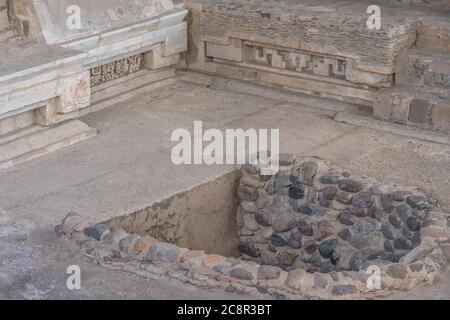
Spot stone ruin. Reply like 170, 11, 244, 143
1, 0, 450, 299
1, 0, 450, 169
56, 157, 450, 299
0, 0, 187, 168
185, 0, 450, 132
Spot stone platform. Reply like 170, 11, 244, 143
0, 0, 188, 168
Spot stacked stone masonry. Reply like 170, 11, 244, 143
236, 158, 435, 275
58, 157, 450, 299
184, 0, 450, 133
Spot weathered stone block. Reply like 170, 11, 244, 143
417, 20, 450, 54
431, 99, 450, 132
408, 98, 430, 124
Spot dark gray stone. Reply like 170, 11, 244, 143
342, 172, 352, 178
384, 240, 395, 253
83, 224, 109, 241
393, 237, 413, 250
314, 274, 328, 289
314, 220, 335, 241
237, 185, 259, 201
349, 235, 369, 249
352, 191, 373, 208
338, 179, 364, 193
382, 223, 396, 240
146, 243, 181, 263
273, 195, 290, 209
305, 187, 318, 203
259, 174, 273, 182
330, 250, 341, 266
406, 216, 421, 231
349, 207, 367, 218
298, 161, 318, 186
369, 186, 383, 195
279, 153, 296, 166
368, 201, 384, 219
386, 264, 407, 279
304, 240, 318, 254
319, 239, 338, 259
392, 190, 411, 201
119, 234, 139, 252
389, 214, 402, 229
332, 284, 357, 296
255, 209, 272, 227
257, 266, 281, 280
297, 220, 314, 236
318, 195, 331, 208
322, 186, 337, 200
402, 227, 418, 244
265, 180, 276, 194
381, 193, 392, 211
272, 210, 297, 232
364, 249, 393, 262
230, 268, 253, 280
335, 191, 353, 205
411, 232, 421, 245
396, 204, 412, 222
242, 164, 259, 175
261, 251, 279, 266
320, 174, 341, 184
288, 181, 305, 200
353, 220, 375, 235
338, 228, 353, 241
238, 240, 261, 257
320, 261, 334, 273
409, 262, 424, 272
275, 174, 291, 195
350, 252, 364, 271
406, 195, 430, 210
288, 229, 303, 249
310, 253, 323, 267
298, 203, 323, 215
272, 233, 290, 247
338, 211, 354, 226
277, 250, 297, 266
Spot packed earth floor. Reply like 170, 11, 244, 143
1, 77, 450, 299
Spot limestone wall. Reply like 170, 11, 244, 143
236, 157, 436, 274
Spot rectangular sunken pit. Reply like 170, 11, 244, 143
57, 156, 450, 300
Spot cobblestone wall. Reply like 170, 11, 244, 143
236, 157, 437, 275
58, 157, 450, 299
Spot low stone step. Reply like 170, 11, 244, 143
0, 120, 97, 170
396, 47, 450, 97
416, 18, 450, 54
374, 85, 450, 133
